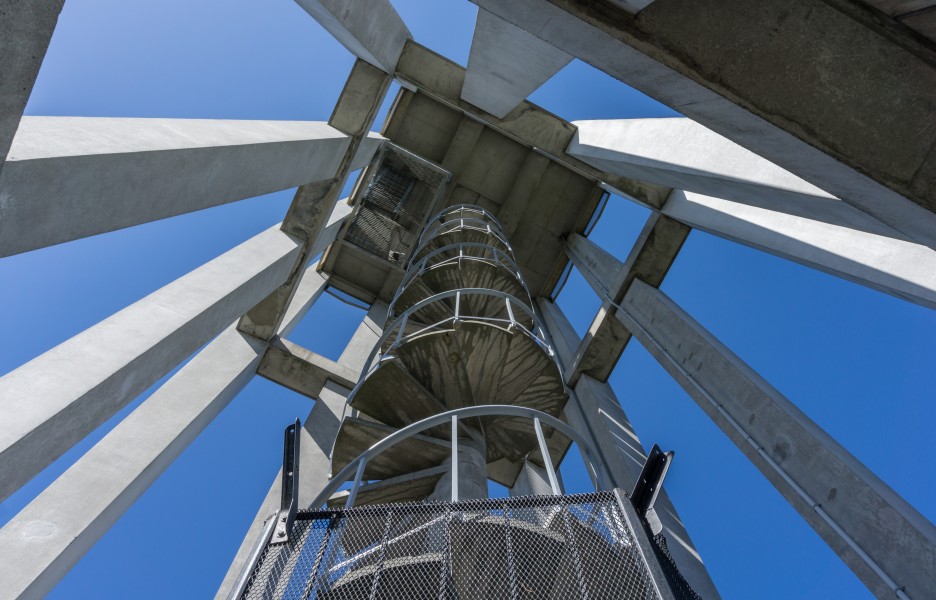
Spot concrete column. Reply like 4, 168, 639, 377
293, 0, 411, 73
473, 0, 936, 249
0, 117, 355, 257
215, 302, 387, 599
617, 279, 936, 600
0, 224, 303, 502
663, 190, 936, 310
537, 298, 721, 600
0, 1, 63, 172
510, 459, 556, 497
462, 9, 572, 118
0, 326, 267, 600
428, 433, 489, 502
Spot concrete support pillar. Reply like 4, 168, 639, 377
537, 298, 721, 600
473, 0, 936, 248
0, 224, 304, 503
0, 326, 267, 600
462, 9, 572, 118
293, 0, 411, 73
617, 279, 936, 600
510, 459, 556, 497
0, 117, 365, 257
0, 0, 63, 172
215, 302, 388, 599
428, 433, 489, 502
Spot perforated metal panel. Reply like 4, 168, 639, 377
240, 492, 668, 600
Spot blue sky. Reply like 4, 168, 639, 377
1, 1, 934, 598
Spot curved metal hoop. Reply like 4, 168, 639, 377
313, 405, 610, 509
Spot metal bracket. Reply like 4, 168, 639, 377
272, 418, 301, 544
631, 444, 673, 521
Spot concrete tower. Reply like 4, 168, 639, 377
1, 1, 935, 599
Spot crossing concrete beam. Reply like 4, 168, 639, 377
617, 279, 936, 599
0, 224, 303, 503
258, 338, 359, 398
0, 117, 351, 257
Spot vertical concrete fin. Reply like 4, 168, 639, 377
0, 225, 302, 503
462, 9, 573, 119
293, 0, 411, 73
0, 117, 350, 257
0, 326, 266, 600
617, 279, 936, 599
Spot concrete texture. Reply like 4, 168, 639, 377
215, 303, 387, 599
258, 338, 359, 398
0, 117, 351, 257
664, 189, 936, 310
0, 326, 267, 600
537, 298, 721, 600
0, 224, 302, 503
473, 0, 936, 249
617, 279, 936, 599
462, 9, 572, 119
564, 213, 689, 384
293, 0, 410, 73
0, 1, 63, 174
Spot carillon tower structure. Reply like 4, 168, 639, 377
1, 1, 935, 599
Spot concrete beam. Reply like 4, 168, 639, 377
564, 213, 689, 384
0, 117, 351, 257
215, 303, 387, 600
537, 298, 720, 599
462, 9, 572, 118
239, 60, 389, 341
0, 224, 303, 503
0, 326, 267, 600
393, 40, 671, 210
258, 338, 359, 398
472, 0, 936, 249
293, 0, 411, 73
617, 279, 936, 599
0, 1, 63, 173
665, 190, 936, 310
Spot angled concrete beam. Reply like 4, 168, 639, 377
462, 9, 572, 118
665, 190, 936, 310
0, 1, 63, 173
293, 0, 411, 73
0, 224, 303, 503
568, 118, 837, 210
537, 298, 720, 599
394, 41, 672, 209
473, 0, 936, 249
258, 338, 359, 397
617, 279, 936, 600
0, 326, 266, 600
564, 213, 689, 384
239, 60, 389, 341
215, 303, 387, 600
0, 117, 351, 257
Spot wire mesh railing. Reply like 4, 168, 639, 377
238, 492, 666, 600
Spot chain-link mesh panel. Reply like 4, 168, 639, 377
650, 534, 705, 600
345, 144, 450, 264
242, 492, 665, 600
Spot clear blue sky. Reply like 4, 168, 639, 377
1, 1, 934, 598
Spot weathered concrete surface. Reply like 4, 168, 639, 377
0, 0, 63, 174
568, 118, 837, 210
664, 190, 936, 310
0, 224, 302, 503
616, 279, 936, 599
473, 0, 936, 249
293, 0, 411, 73
565, 213, 689, 384
0, 117, 350, 257
462, 9, 572, 118
240, 60, 388, 341
428, 434, 489, 502
215, 303, 387, 600
510, 459, 556, 497
0, 326, 266, 600
537, 298, 720, 599
258, 338, 359, 398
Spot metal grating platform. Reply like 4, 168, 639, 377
240, 492, 665, 600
